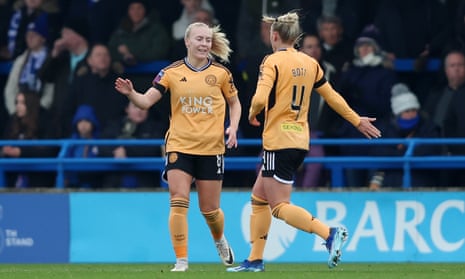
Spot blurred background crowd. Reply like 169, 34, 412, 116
1, 0, 465, 189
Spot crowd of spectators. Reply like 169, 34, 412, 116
1, 0, 465, 189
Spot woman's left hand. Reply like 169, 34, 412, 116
225, 127, 238, 149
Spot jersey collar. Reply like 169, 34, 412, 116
184, 57, 212, 72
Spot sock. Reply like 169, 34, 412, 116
202, 208, 224, 241
271, 202, 330, 240
169, 197, 189, 259
248, 194, 271, 261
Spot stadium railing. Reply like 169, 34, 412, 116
0, 138, 464, 189
0, 58, 441, 76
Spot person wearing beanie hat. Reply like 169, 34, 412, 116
390, 83, 420, 116
353, 24, 381, 57
368, 83, 441, 190
337, 25, 398, 187
4, 11, 53, 115
26, 13, 49, 40
352, 24, 387, 67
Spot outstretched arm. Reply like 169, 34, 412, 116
316, 82, 381, 139
114, 77, 162, 110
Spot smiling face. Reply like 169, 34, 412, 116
185, 24, 212, 63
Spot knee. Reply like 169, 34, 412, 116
271, 202, 287, 219
201, 208, 221, 222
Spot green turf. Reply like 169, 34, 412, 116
0, 263, 464, 279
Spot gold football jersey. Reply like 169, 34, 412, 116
249, 48, 360, 150
153, 58, 238, 155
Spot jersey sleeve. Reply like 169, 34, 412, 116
249, 56, 275, 118
152, 69, 168, 94
221, 69, 238, 99
316, 82, 361, 127
313, 62, 327, 88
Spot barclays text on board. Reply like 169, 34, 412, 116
231, 192, 465, 263
0, 192, 463, 263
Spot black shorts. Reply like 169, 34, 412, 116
261, 149, 307, 184
163, 152, 224, 181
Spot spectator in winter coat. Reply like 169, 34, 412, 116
336, 25, 398, 187
369, 83, 441, 190
65, 104, 102, 188
4, 13, 53, 115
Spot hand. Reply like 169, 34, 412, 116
357, 117, 381, 139
2, 146, 20, 157
114, 77, 134, 95
52, 38, 67, 57
113, 146, 127, 158
117, 45, 130, 56
225, 127, 238, 149
368, 182, 381, 191
249, 117, 261, 127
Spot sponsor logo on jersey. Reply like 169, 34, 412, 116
281, 123, 304, 132
180, 96, 214, 114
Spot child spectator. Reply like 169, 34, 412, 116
369, 83, 441, 190
65, 104, 101, 188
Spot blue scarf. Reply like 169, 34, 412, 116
19, 48, 47, 92
397, 115, 420, 130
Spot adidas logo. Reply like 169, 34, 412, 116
180, 77, 187, 82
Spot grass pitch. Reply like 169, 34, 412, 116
0, 263, 464, 279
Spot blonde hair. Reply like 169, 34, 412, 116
185, 22, 232, 63
263, 12, 301, 45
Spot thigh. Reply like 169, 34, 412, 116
262, 176, 292, 209
167, 169, 193, 200
165, 152, 195, 200
193, 154, 224, 212
196, 179, 222, 212
251, 173, 293, 209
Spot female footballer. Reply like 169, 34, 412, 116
227, 11, 381, 272
115, 22, 241, 272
